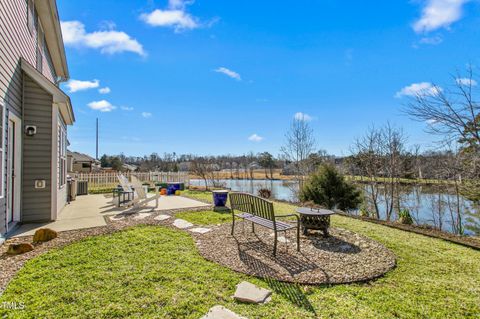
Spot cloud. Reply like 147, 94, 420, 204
87, 100, 116, 112
141, 112, 152, 118
61, 21, 145, 56
395, 82, 442, 98
294, 112, 313, 121
248, 134, 263, 142
456, 78, 478, 86
98, 87, 111, 94
65, 79, 99, 93
419, 35, 444, 45
214, 67, 241, 80
426, 119, 438, 124
413, 0, 470, 33
140, 0, 211, 32
121, 106, 134, 111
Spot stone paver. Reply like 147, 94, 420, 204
110, 215, 125, 221
233, 281, 272, 304
200, 305, 247, 319
173, 219, 194, 229
133, 213, 152, 220
189, 227, 212, 234
154, 214, 171, 221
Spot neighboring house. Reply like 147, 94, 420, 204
122, 163, 138, 172
0, 0, 75, 240
67, 151, 99, 173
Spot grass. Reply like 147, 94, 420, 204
176, 210, 231, 225
1, 192, 479, 318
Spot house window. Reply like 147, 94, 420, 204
36, 25, 44, 72
58, 122, 67, 188
27, 0, 35, 34
0, 100, 4, 198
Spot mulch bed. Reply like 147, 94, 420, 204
194, 222, 396, 285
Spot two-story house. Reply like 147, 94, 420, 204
0, 0, 75, 242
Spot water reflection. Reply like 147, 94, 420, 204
190, 179, 479, 236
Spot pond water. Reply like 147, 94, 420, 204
190, 178, 480, 236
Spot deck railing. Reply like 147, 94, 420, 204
72, 171, 190, 189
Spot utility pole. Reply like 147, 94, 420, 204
96, 118, 99, 160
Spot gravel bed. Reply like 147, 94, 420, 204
194, 222, 396, 285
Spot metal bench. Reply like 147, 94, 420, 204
229, 192, 300, 256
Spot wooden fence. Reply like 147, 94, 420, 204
73, 172, 190, 189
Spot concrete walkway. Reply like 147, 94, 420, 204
10, 194, 210, 237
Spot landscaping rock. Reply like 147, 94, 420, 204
190, 227, 212, 234
133, 213, 152, 220
233, 281, 272, 304
200, 305, 247, 319
6, 243, 34, 255
32, 228, 58, 243
154, 214, 171, 221
173, 219, 193, 229
110, 215, 125, 221
269, 233, 289, 243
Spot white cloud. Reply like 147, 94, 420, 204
121, 106, 134, 111
141, 112, 152, 118
87, 100, 116, 112
248, 134, 263, 142
140, 0, 207, 32
419, 35, 443, 45
99, 87, 111, 94
141, 10, 198, 31
456, 78, 477, 86
395, 82, 442, 98
413, 0, 470, 33
294, 112, 313, 121
61, 21, 145, 56
214, 67, 241, 80
426, 119, 438, 124
66, 79, 99, 93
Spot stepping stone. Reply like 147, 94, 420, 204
154, 214, 171, 221
110, 215, 125, 221
269, 233, 290, 243
189, 227, 211, 234
173, 219, 193, 229
137, 208, 154, 213
200, 305, 247, 319
233, 281, 272, 304
133, 213, 152, 220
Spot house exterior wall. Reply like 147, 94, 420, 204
0, 0, 61, 233
21, 75, 53, 222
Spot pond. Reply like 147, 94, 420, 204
189, 178, 480, 236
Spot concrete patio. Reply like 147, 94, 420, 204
10, 194, 211, 237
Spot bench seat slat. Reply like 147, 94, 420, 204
236, 213, 294, 231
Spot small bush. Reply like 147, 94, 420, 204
299, 164, 361, 211
359, 206, 370, 217
258, 188, 272, 199
398, 209, 414, 225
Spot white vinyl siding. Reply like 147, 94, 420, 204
0, 100, 4, 199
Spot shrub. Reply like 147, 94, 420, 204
398, 209, 414, 225
299, 164, 361, 211
258, 188, 272, 199
359, 206, 370, 217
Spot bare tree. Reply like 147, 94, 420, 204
403, 66, 479, 147
280, 117, 316, 187
189, 158, 213, 190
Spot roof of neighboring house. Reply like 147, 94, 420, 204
67, 150, 97, 163
35, 0, 69, 79
21, 59, 75, 124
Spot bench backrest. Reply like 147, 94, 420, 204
229, 192, 275, 221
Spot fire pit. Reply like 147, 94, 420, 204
296, 207, 335, 237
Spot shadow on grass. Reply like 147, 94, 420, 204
237, 240, 316, 314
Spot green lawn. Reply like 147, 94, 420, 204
0, 192, 479, 318
176, 210, 231, 225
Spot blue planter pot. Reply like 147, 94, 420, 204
212, 190, 229, 207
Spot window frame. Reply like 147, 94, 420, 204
27, 0, 35, 35
58, 119, 67, 189
0, 99, 5, 199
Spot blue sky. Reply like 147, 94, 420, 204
58, 0, 480, 157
